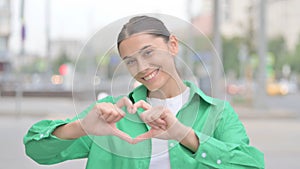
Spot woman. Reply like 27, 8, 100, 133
24, 15, 264, 169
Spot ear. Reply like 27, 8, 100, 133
168, 35, 179, 56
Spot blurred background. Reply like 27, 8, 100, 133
0, 0, 299, 168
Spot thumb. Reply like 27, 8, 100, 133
132, 100, 151, 113
116, 97, 134, 114
132, 130, 153, 144
112, 128, 133, 144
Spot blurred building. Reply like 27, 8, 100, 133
193, 0, 300, 50
220, 0, 256, 37
0, 0, 11, 85
267, 0, 300, 50
50, 39, 83, 60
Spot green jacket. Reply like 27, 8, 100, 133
24, 81, 264, 168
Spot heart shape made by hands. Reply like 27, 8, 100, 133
81, 96, 168, 145
114, 98, 170, 144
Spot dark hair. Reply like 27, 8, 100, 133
117, 16, 171, 49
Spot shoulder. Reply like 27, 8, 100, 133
96, 95, 126, 104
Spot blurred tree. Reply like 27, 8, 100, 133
289, 35, 300, 74
242, 3, 256, 56
231, 2, 256, 80
20, 58, 47, 74
222, 36, 242, 78
268, 36, 288, 77
52, 50, 72, 74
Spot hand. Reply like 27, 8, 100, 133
132, 101, 191, 144
80, 97, 134, 143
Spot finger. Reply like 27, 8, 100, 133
144, 112, 166, 125
100, 111, 111, 120
107, 106, 127, 123
132, 130, 153, 144
159, 125, 167, 130
110, 114, 125, 123
153, 118, 167, 126
142, 109, 163, 123
105, 113, 123, 123
95, 103, 114, 119
149, 120, 167, 130
102, 106, 124, 121
112, 128, 133, 144
148, 122, 161, 130
116, 97, 134, 113
133, 100, 151, 112
139, 110, 152, 123
100, 106, 118, 120
110, 107, 126, 123
160, 111, 168, 119
115, 106, 126, 116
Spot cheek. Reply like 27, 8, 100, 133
127, 66, 138, 77
155, 55, 174, 69
148, 55, 168, 66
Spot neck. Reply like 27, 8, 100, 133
148, 74, 186, 99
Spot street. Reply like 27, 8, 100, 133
0, 116, 86, 169
1, 117, 299, 168
0, 94, 300, 168
242, 118, 300, 169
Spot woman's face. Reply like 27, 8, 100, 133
118, 33, 179, 91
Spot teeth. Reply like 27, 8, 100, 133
144, 70, 157, 81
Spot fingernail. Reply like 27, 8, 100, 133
132, 107, 137, 113
129, 107, 135, 114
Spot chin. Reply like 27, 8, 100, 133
142, 82, 158, 91
143, 84, 156, 91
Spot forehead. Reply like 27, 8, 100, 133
118, 33, 166, 58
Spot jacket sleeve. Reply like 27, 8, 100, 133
179, 102, 265, 169
23, 105, 94, 165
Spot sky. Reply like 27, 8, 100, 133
9, 0, 203, 56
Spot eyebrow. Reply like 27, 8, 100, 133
122, 45, 152, 60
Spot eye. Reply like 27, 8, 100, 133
125, 59, 136, 66
142, 49, 154, 57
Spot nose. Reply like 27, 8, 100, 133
137, 58, 149, 73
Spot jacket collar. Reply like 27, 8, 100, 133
129, 81, 216, 105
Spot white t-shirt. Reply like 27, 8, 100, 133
146, 87, 190, 169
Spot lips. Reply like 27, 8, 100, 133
142, 69, 159, 81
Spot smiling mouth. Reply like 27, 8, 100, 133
143, 69, 159, 81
